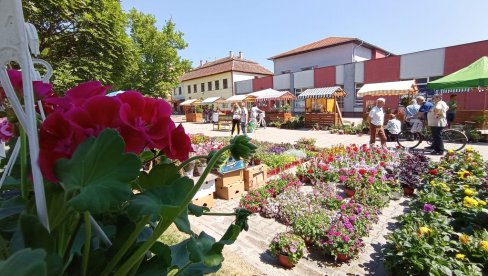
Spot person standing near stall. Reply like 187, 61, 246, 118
427, 94, 449, 155
447, 94, 458, 128
231, 103, 241, 137
367, 98, 387, 148
239, 102, 249, 136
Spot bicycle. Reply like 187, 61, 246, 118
256, 111, 266, 129
396, 123, 468, 151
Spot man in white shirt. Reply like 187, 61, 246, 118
384, 114, 402, 142
427, 94, 449, 155
367, 98, 387, 147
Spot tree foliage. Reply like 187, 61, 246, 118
22, 1, 190, 98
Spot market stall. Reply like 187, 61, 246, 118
298, 86, 346, 127
249, 88, 296, 122
199, 96, 225, 123
427, 56, 488, 129
179, 99, 202, 122
357, 80, 418, 122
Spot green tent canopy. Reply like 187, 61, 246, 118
427, 56, 488, 90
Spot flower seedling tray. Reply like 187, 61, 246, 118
192, 173, 218, 199
192, 193, 215, 209
244, 165, 267, 191
214, 180, 244, 200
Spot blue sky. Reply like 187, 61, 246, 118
121, 0, 488, 71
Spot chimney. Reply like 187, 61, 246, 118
199, 60, 203, 66
229, 51, 233, 58
239, 51, 243, 59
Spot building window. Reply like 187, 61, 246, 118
215, 80, 219, 90
201, 83, 205, 92
354, 83, 363, 107
413, 76, 441, 100
178, 87, 182, 95
223, 79, 228, 89
193, 84, 197, 93
208, 82, 212, 91
187, 85, 191, 94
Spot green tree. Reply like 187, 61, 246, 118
125, 9, 191, 99
23, 0, 137, 92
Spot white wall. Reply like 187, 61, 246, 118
293, 70, 314, 88
272, 43, 356, 74
336, 65, 344, 85
353, 46, 372, 62
354, 62, 364, 83
233, 72, 261, 82
273, 74, 291, 90
235, 79, 253, 94
400, 48, 445, 79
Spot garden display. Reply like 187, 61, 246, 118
383, 147, 488, 275
0, 75, 257, 275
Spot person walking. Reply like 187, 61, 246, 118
427, 94, 449, 155
368, 98, 387, 148
231, 103, 241, 136
239, 102, 249, 136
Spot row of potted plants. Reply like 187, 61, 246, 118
383, 147, 488, 275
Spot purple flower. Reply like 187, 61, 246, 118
340, 204, 346, 210
339, 175, 347, 182
344, 222, 353, 230
289, 245, 297, 253
423, 203, 435, 213
342, 235, 350, 242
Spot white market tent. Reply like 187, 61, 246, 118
199, 96, 225, 105
249, 88, 296, 101
357, 80, 418, 97
179, 99, 201, 106
223, 94, 257, 102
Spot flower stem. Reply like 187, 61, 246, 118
115, 145, 231, 275
176, 155, 208, 171
82, 212, 91, 276
101, 216, 150, 276
20, 127, 28, 199
201, 212, 235, 216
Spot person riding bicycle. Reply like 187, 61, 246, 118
411, 96, 433, 133
427, 94, 449, 155
250, 104, 265, 128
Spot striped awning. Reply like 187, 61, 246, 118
298, 86, 346, 99
357, 80, 417, 97
200, 96, 225, 104
224, 95, 257, 102
179, 99, 200, 106
249, 88, 297, 101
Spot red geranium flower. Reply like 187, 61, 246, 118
359, 169, 367, 175
163, 124, 193, 161
428, 169, 438, 175
0, 69, 53, 102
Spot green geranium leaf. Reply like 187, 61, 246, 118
188, 203, 208, 217
128, 177, 193, 221
211, 224, 241, 253
187, 232, 224, 267
139, 150, 155, 162
0, 248, 47, 276
174, 207, 193, 235
138, 242, 172, 275
56, 129, 141, 213
170, 239, 221, 276
20, 213, 55, 253
139, 164, 181, 189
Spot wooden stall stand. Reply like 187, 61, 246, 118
299, 87, 346, 128
266, 111, 292, 123
244, 164, 268, 191
186, 112, 203, 123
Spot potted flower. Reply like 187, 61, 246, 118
269, 232, 306, 268
196, 159, 207, 175
399, 153, 429, 196
318, 220, 364, 262
291, 212, 330, 245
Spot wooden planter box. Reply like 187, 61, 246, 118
304, 113, 340, 127
454, 110, 488, 129
267, 112, 292, 123
192, 193, 215, 209
186, 113, 203, 122
214, 180, 244, 200
216, 169, 243, 187
244, 165, 267, 191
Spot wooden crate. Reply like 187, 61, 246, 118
214, 180, 244, 200
192, 193, 215, 209
216, 170, 243, 187
244, 165, 267, 191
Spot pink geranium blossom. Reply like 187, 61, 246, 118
0, 118, 13, 142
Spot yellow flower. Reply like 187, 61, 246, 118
463, 185, 469, 189
430, 180, 438, 187
457, 170, 471, 180
478, 200, 487, 206
456, 253, 465, 260
464, 197, 479, 208
447, 149, 455, 155
464, 189, 476, 196
459, 234, 470, 244
418, 227, 432, 237
466, 146, 473, 153
480, 241, 488, 252
440, 183, 450, 192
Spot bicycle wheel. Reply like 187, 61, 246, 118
442, 129, 468, 151
397, 130, 422, 149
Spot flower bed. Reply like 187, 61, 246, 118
383, 147, 488, 275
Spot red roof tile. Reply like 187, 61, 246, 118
180, 56, 272, 81
268, 37, 391, 60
